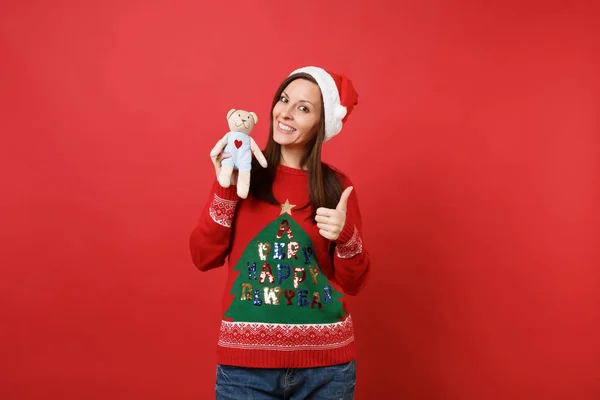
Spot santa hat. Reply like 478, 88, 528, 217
289, 66, 359, 142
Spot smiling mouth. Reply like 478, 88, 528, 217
277, 121, 296, 132
235, 121, 249, 129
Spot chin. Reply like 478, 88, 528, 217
273, 132, 296, 145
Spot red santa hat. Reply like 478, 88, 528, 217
289, 66, 359, 142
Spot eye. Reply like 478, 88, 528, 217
299, 105, 309, 113
280, 95, 288, 103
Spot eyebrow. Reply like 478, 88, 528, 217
282, 91, 315, 106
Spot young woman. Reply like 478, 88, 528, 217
190, 66, 370, 399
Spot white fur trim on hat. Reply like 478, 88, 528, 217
289, 66, 343, 141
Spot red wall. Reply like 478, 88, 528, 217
2, 1, 599, 398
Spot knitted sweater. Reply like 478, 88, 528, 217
189, 164, 370, 368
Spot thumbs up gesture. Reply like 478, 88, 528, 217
315, 186, 354, 241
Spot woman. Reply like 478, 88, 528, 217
190, 66, 370, 399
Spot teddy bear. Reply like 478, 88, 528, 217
209, 109, 268, 199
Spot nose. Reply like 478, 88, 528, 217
280, 104, 293, 119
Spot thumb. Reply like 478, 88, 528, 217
336, 186, 354, 212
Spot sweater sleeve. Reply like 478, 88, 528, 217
333, 177, 371, 295
189, 179, 240, 272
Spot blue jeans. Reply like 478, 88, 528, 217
215, 361, 356, 399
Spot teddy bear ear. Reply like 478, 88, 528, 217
249, 112, 258, 124
227, 109, 236, 120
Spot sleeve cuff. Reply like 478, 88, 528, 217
335, 216, 363, 259
336, 215, 357, 245
208, 179, 239, 228
212, 179, 240, 201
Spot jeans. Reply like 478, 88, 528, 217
215, 361, 356, 400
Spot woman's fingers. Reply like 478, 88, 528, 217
315, 215, 329, 224
319, 229, 336, 241
317, 221, 343, 239
316, 214, 343, 226
211, 152, 232, 178
316, 205, 346, 240
316, 222, 328, 231
212, 152, 231, 164
316, 207, 337, 218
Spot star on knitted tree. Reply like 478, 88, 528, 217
224, 210, 346, 324
280, 199, 296, 215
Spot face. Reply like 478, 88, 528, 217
272, 78, 322, 149
227, 110, 255, 134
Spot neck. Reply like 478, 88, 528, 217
280, 146, 306, 170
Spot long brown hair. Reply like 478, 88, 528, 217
249, 73, 343, 219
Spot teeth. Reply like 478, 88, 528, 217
278, 122, 295, 132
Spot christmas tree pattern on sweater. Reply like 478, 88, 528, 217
218, 200, 355, 351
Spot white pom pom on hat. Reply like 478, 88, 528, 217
289, 66, 359, 142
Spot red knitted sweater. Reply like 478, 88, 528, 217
190, 164, 370, 368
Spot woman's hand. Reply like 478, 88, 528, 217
315, 187, 353, 241
209, 136, 237, 185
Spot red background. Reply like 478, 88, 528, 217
1, 1, 599, 399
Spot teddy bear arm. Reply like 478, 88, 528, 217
250, 137, 268, 168
209, 133, 230, 158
